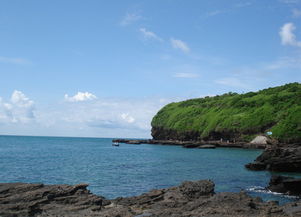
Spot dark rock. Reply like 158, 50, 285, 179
183, 144, 200, 148
106, 180, 294, 217
245, 147, 301, 172
267, 175, 301, 196
150, 126, 279, 145
245, 162, 267, 170
126, 140, 142, 144
0, 182, 106, 217
3, 180, 301, 216
113, 139, 268, 149
151, 126, 201, 141
198, 144, 216, 149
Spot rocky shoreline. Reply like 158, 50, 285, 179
115, 139, 301, 173
245, 145, 301, 172
1, 179, 301, 217
112, 138, 269, 149
2, 139, 301, 216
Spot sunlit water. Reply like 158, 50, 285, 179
0, 135, 300, 204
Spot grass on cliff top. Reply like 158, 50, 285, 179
151, 83, 301, 142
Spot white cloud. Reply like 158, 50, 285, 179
292, 8, 301, 18
0, 56, 31, 65
121, 113, 135, 123
279, 23, 301, 47
139, 28, 163, 41
64, 92, 97, 102
0, 90, 35, 123
170, 38, 190, 53
173, 72, 199, 78
36, 97, 174, 138
0, 91, 183, 138
120, 13, 141, 26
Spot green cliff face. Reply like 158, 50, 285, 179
151, 83, 301, 143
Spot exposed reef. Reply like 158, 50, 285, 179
2, 180, 301, 217
0, 183, 108, 217
245, 146, 301, 172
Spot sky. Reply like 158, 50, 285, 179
0, 0, 300, 138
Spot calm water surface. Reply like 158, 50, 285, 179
0, 135, 300, 204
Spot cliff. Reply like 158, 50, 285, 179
151, 83, 301, 143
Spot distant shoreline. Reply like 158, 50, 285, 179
113, 138, 269, 149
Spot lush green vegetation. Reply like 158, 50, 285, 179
151, 83, 301, 143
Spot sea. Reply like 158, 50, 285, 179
0, 135, 300, 204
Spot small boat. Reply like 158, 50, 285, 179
112, 142, 119, 146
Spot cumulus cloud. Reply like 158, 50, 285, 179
64, 92, 97, 102
0, 90, 35, 123
139, 28, 163, 41
279, 23, 301, 47
43, 97, 176, 138
120, 13, 141, 26
0, 90, 180, 138
173, 72, 199, 78
170, 38, 190, 53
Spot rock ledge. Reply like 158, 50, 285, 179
1, 180, 301, 216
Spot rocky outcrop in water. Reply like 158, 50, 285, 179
245, 146, 301, 172
267, 175, 301, 196
2, 180, 301, 216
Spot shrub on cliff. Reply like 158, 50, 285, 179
151, 83, 301, 143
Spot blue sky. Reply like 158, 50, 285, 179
0, 0, 300, 138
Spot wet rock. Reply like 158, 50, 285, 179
268, 175, 301, 196
198, 144, 216, 149
245, 146, 301, 172
183, 144, 200, 148
245, 162, 267, 170
2, 180, 301, 216
126, 140, 142, 144
0, 182, 105, 217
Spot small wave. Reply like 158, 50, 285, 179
246, 186, 300, 199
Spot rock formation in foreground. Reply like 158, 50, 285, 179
245, 146, 301, 172
1, 180, 301, 217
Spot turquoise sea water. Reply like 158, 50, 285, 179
0, 135, 300, 203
